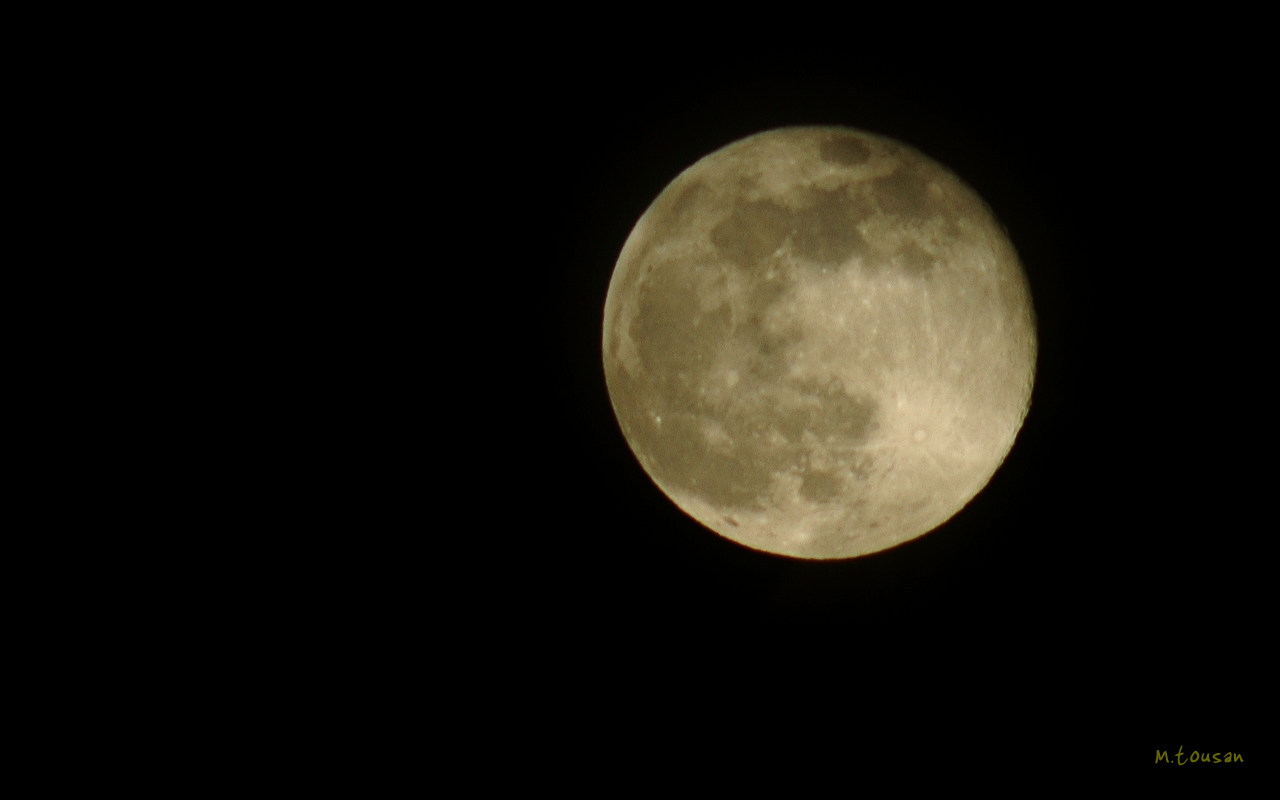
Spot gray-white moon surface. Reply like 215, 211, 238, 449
602, 126, 1036, 559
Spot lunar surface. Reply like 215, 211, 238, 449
602, 127, 1036, 559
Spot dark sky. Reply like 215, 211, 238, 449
407, 30, 1267, 773
67, 13, 1267, 782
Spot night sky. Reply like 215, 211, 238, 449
418, 28, 1266, 775
65, 11, 1269, 784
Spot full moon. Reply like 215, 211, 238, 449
602, 126, 1036, 559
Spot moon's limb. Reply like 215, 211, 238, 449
603, 127, 1036, 559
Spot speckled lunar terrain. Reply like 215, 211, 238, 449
603, 127, 1036, 559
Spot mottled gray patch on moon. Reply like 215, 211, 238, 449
819, 135, 873, 166
630, 259, 730, 384
799, 470, 843, 502
602, 126, 1036, 560
710, 199, 792, 269
872, 166, 937, 218
789, 188, 875, 265
889, 240, 936, 276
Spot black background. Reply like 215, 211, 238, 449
40, 11, 1269, 786
412, 24, 1268, 777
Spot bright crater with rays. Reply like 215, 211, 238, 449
603, 126, 1036, 559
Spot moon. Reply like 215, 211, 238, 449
602, 126, 1036, 560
